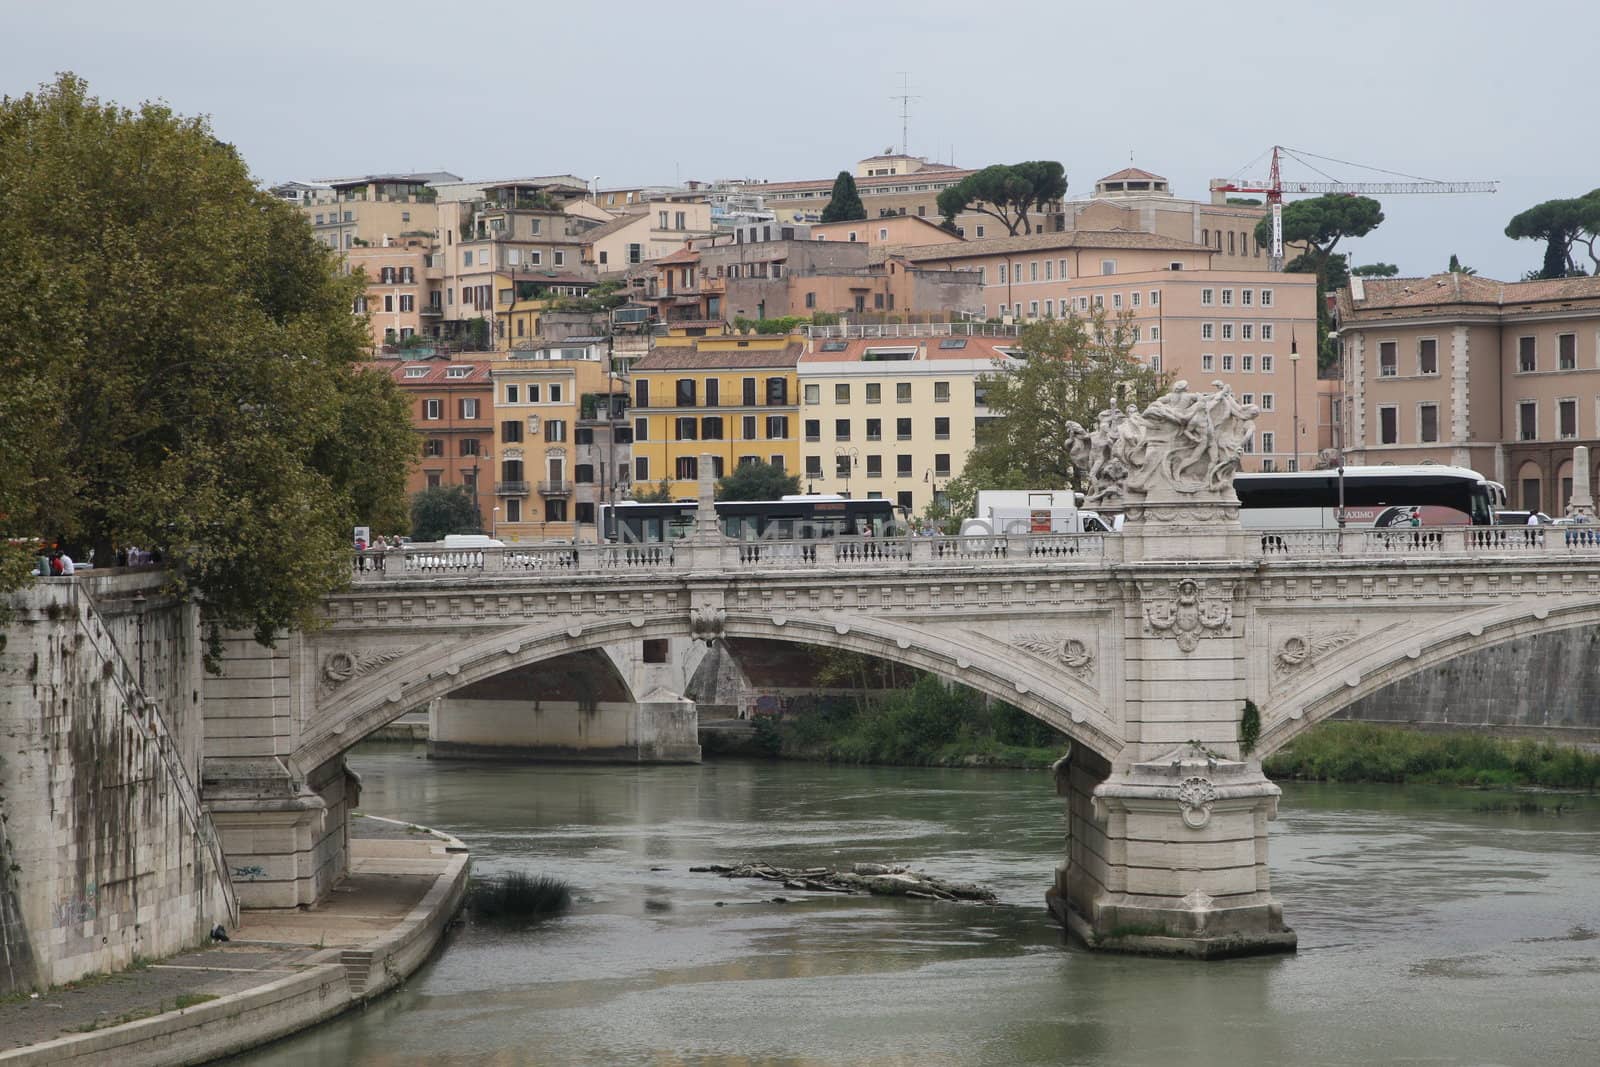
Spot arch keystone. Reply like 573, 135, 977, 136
385, 690, 404, 704
567, 625, 583, 638
771, 615, 787, 627
1469, 624, 1484, 637
1015, 681, 1029, 694
834, 623, 850, 635
896, 638, 911, 650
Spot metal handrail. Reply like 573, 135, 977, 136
73, 587, 239, 927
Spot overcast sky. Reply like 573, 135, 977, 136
11, 0, 1597, 280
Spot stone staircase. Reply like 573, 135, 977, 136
340, 949, 374, 996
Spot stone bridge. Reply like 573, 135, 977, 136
202, 407, 1600, 958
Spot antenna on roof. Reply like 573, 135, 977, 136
891, 72, 921, 156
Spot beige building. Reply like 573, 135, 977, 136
582, 203, 716, 272
300, 173, 450, 254
347, 239, 440, 349
809, 215, 963, 249
1061, 168, 1274, 273
798, 335, 1015, 514
491, 347, 620, 541
1335, 273, 1600, 513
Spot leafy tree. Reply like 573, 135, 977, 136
1353, 262, 1400, 277
409, 485, 481, 541
632, 478, 676, 503
1446, 254, 1476, 276
944, 310, 1168, 518
937, 161, 1067, 236
716, 460, 800, 501
1504, 194, 1600, 279
0, 74, 415, 641
1255, 195, 1384, 372
820, 171, 866, 223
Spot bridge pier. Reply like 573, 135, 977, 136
1050, 746, 1294, 959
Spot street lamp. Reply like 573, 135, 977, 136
491, 505, 500, 539
834, 446, 859, 497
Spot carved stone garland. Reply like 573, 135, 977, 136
1143, 578, 1231, 652
1010, 632, 1095, 681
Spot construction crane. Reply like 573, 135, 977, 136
1211, 146, 1499, 271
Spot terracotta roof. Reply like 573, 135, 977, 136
1339, 273, 1600, 318
384, 357, 494, 385
800, 335, 1016, 364
873, 229, 1211, 263
1097, 167, 1167, 183
653, 245, 701, 265
633, 343, 803, 370
572, 213, 639, 244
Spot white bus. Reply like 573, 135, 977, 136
1233, 466, 1503, 530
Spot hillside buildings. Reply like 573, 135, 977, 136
384, 356, 496, 526
1335, 273, 1600, 514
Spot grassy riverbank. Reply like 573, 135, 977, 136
1265, 722, 1600, 789
756, 676, 1066, 770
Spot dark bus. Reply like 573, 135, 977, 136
600, 496, 896, 543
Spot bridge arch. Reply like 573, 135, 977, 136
1257, 598, 1600, 758
293, 610, 1122, 774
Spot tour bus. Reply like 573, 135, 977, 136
600, 496, 897, 543
1232, 466, 1503, 529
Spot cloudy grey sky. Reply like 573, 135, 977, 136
11, 0, 1596, 280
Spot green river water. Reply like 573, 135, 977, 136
226, 748, 1600, 1066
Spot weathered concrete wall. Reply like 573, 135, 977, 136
1335, 628, 1600, 740
430, 697, 699, 762
0, 573, 232, 995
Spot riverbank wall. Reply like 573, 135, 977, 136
0, 819, 468, 1067
0, 571, 234, 997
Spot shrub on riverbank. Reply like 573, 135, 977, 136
771, 676, 1067, 769
1264, 722, 1600, 789
469, 871, 572, 924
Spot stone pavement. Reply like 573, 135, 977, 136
0, 815, 459, 1056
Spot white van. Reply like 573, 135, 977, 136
442, 534, 506, 549
967, 490, 1111, 535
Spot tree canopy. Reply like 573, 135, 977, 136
937, 161, 1067, 235
943, 310, 1169, 519
1256, 195, 1385, 372
631, 478, 676, 503
820, 171, 866, 223
1505, 192, 1600, 279
1352, 262, 1400, 277
716, 461, 800, 501
1446, 254, 1476, 276
0, 74, 415, 642
410, 486, 482, 542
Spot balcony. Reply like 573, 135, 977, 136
538, 480, 570, 496
495, 480, 529, 495
421, 304, 443, 317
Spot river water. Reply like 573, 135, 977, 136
229, 749, 1600, 1067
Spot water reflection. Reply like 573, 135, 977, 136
227, 749, 1600, 1067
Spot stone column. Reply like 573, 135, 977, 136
1568, 445, 1594, 519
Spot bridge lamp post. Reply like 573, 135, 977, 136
491, 505, 500, 538
835, 446, 859, 497
1290, 335, 1301, 472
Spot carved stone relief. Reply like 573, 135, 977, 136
689, 603, 727, 644
1177, 776, 1217, 829
1010, 632, 1095, 681
321, 648, 407, 694
1143, 578, 1231, 652
1274, 631, 1358, 677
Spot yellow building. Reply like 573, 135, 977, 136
797, 334, 1015, 515
490, 342, 621, 541
629, 336, 802, 496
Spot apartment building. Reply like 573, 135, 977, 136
299, 172, 454, 253
628, 337, 803, 497
490, 345, 622, 541
1335, 273, 1600, 513
734, 153, 1065, 237
645, 227, 982, 325
808, 215, 963, 249
1062, 168, 1274, 273
797, 335, 1015, 513
582, 201, 716, 271
348, 239, 439, 349
384, 356, 495, 526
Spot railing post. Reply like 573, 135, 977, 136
910, 536, 933, 563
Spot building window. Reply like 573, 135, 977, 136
805, 418, 820, 442
1221, 324, 1234, 341
934, 453, 951, 477
1379, 342, 1397, 377
934, 416, 950, 440
1260, 393, 1274, 411
896, 382, 911, 403
1241, 324, 1254, 341
805, 291, 816, 308
1261, 355, 1274, 372
866, 418, 881, 441
1260, 430, 1274, 453
742, 415, 757, 439
1518, 337, 1537, 373
1241, 354, 1254, 372
1221, 355, 1234, 372
806, 455, 823, 477
766, 377, 788, 405
424, 398, 442, 420
544, 419, 566, 443
1260, 289, 1273, 307
866, 454, 882, 478
835, 455, 851, 477
896, 454, 913, 477
766, 415, 788, 439
702, 416, 724, 440
896, 417, 912, 441
1202, 354, 1214, 371
1560, 333, 1577, 370
1261, 324, 1274, 341
1419, 338, 1438, 375
742, 377, 757, 405
866, 382, 881, 404
1378, 405, 1398, 444
676, 378, 697, 406
628, 243, 642, 264
460, 437, 481, 457
1201, 288, 1214, 306
635, 456, 649, 482
1560, 398, 1577, 439
1419, 403, 1440, 443
675, 456, 699, 481
835, 418, 850, 441
423, 438, 444, 457
804, 383, 820, 404
1518, 400, 1537, 440
675, 417, 698, 441
835, 383, 851, 404
934, 381, 951, 403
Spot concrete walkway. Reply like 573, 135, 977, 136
0, 816, 468, 1066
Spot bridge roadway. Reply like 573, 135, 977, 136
203, 517, 1600, 958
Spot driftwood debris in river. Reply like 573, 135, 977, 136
689, 861, 997, 904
